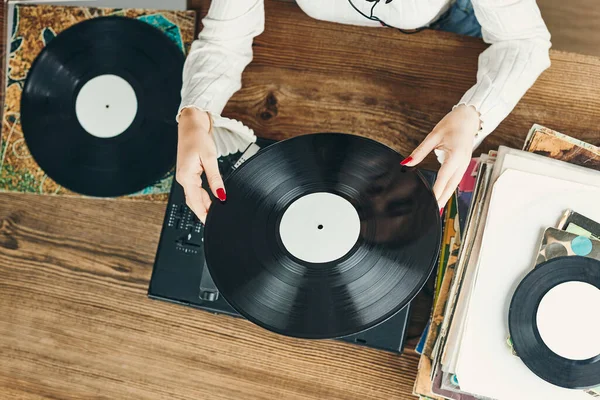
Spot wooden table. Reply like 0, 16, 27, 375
1, 1, 599, 399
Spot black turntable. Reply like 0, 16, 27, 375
149, 136, 439, 353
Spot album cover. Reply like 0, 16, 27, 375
432, 154, 495, 375
1, 4, 196, 201
434, 195, 459, 307
535, 227, 600, 266
415, 158, 477, 356
523, 124, 600, 171
425, 233, 460, 358
413, 233, 460, 399
415, 321, 429, 356
557, 209, 600, 241
416, 190, 460, 356
430, 239, 487, 400
456, 158, 478, 236
413, 353, 443, 400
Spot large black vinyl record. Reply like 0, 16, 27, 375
205, 133, 442, 339
21, 17, 183, 197
509, 256, 600, 389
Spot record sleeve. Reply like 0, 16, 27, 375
0, 4, 196, 201
433, 154, 495, 376
558, 210, 600, 241
523, 124, 600, 172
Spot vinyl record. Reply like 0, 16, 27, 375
509, 256, 600, 389
21, 16, 183, 197
205, 133, 442, 339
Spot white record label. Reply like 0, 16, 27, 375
279, 192, 360, 263
75, 74, 138, 138
536, 281, 600, 360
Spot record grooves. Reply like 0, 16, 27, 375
509, 256, 600, 389
21, 16, 183, 197
205, 133, 442, 339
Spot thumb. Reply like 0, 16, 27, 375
401, 132, 440, 166
202, 155, 226, 202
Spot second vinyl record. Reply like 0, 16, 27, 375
509, 256, 600, 389
21, 16, 183, 197
205, 133, 442, 339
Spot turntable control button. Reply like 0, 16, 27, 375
200, 291, 218, 302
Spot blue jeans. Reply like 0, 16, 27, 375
430, 0, 482, 38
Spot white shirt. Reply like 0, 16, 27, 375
178, 0, 551, 159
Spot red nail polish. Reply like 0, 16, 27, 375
216, 188, 226, 202
400, 156, 413, 166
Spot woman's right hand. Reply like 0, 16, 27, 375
176, 108, 226, 223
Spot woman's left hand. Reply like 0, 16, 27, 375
401, 105, 481, 209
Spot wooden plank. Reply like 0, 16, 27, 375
0, 192, 427, 400
1, 1, 599, 399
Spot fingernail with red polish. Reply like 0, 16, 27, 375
400, 156, 413, 166
216, 188, 227, 202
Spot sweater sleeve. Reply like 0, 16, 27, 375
457, 0, 551, 149
178, 0, 265, 157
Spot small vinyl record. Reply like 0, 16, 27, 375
509, 256, 600, 389
205, 133, 442, 339
21, 16, 183, 197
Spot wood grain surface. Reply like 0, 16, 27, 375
1, 1, 599, 399
537, 0, 600, 58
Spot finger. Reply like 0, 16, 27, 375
183, 183, 209, 222
202, 155, 226, 202
402, 131, 441, 166
178, 169, 207, 218
199, 189, 212, 224
437, 167, 465, 208
432, 155, 460, 202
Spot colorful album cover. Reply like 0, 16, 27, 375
557, 209, 600, 241
535, 227, 600, 266
413, 233, 461, 399
1, 4, 196, 201
523, 124, 600, 172
415, 321, 429, 355
429, 154, 495, 376
425, 233, 460, 358
415, 194, 459, 356
456, 158, 478, 236
435, 195, 459, 305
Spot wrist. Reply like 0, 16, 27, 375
453, 104, 481, 137
179, 107, 212, 133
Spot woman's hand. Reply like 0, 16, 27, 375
176, 108, 226, 223
401, 105, 481, 208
